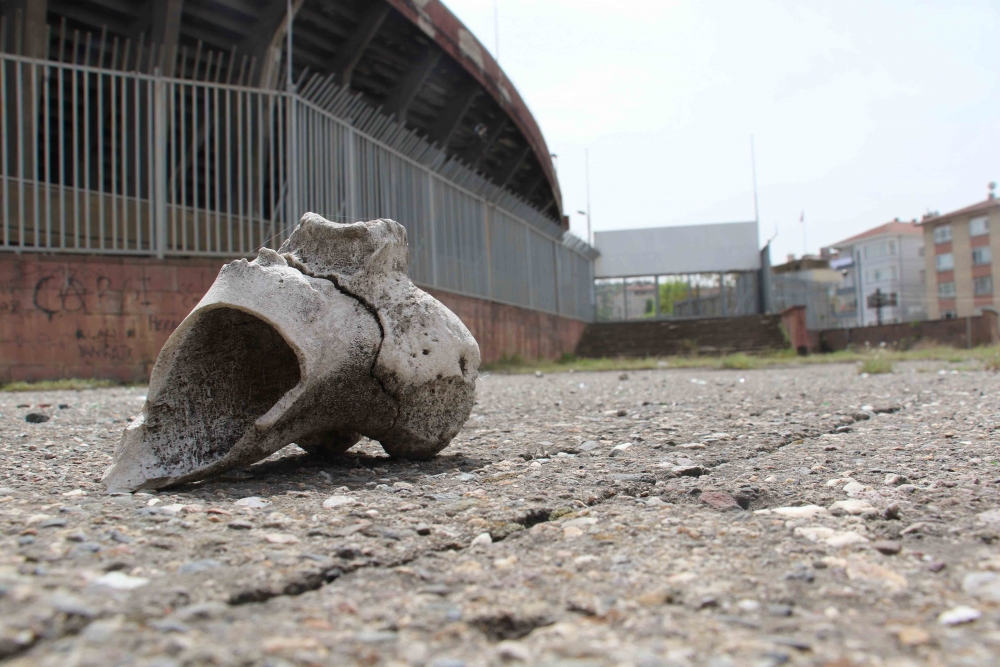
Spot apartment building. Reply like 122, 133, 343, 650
825, 221, 926, 326
921, 194, 1000, 319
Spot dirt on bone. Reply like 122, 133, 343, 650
146, 308, 302, 469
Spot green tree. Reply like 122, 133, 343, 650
658, 279, 690, 316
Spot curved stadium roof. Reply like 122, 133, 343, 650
31, 0, 564, 225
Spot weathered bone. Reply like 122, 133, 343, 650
102, 215, 480, 493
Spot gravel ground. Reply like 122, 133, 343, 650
2, 361, 1000, 666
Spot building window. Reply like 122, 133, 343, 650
936, 253, 954, 271
865, 266, 898, 283
973, 246, 992, 265
934, 225, 952, 244
970, 216, 989, 237
864, 240, 897, 259
974, 276, 993, 296
942, 310, 957, 319
938, 281, 956, 297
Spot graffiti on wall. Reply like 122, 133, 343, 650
1, 258, 216, 379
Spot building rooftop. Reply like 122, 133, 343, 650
828, 220, 922, 250
771, 257, 831, 274
918, 197, 1000, 225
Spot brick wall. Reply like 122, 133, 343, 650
575, 315, 789, 358
812, 311, 1000, 352
0, 254, 588, 383
0, 254, 223, 383
426, 289, 587, 364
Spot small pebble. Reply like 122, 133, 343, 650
872, 540, 901, 555
234, 497, 269, 509
938, 606, 981, 625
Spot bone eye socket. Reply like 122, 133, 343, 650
163, 307, 301, 465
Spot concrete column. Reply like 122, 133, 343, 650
149, 0, 184, 77
2, 0, 47, 184
654, 275, 660, 318
622, 278, 627, 321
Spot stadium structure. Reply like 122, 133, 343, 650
0, 0, 597, 382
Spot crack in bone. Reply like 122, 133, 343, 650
281, 253, 401, 436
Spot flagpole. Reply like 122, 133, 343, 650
801, 210, 807, 257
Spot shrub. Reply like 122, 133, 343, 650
859, 358, 893, 375
984, 350, 1000, 372
720, 353, 757, 370
1, 378, 119, 392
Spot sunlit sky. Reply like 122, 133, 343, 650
446, 0, 999, 261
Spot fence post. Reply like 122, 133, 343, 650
484, 203, 492, 299
286, 92, 298, 233
153, 69, 168, 259
346, 122, 356, 221
552, 240, 560, 315
428, 174, 437, 287
525, 225, 533, 309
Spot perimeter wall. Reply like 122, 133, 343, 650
0, 254, 586, 383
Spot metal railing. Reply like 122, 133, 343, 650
0, 51, 594, 321
594, 272, 761, 322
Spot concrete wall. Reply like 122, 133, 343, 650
593, 221, 760, 278
1, 254, 587, 383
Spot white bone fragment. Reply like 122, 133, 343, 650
103, 216, 480, 492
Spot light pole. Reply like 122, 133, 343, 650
577, 209, 588, 245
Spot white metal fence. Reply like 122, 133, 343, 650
594, 272, 761, 322
0, 52, 594, 320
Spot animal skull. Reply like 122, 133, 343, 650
102, 215, 480, 493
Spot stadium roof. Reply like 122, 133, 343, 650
25, 0, 563, 224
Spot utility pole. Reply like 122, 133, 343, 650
751, 135, 759, 223
585, 148, 591, 245
866, 288, 897, 327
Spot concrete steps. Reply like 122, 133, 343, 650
575, 314, 789, 358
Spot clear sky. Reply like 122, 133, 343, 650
445, 0, 1000, 262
